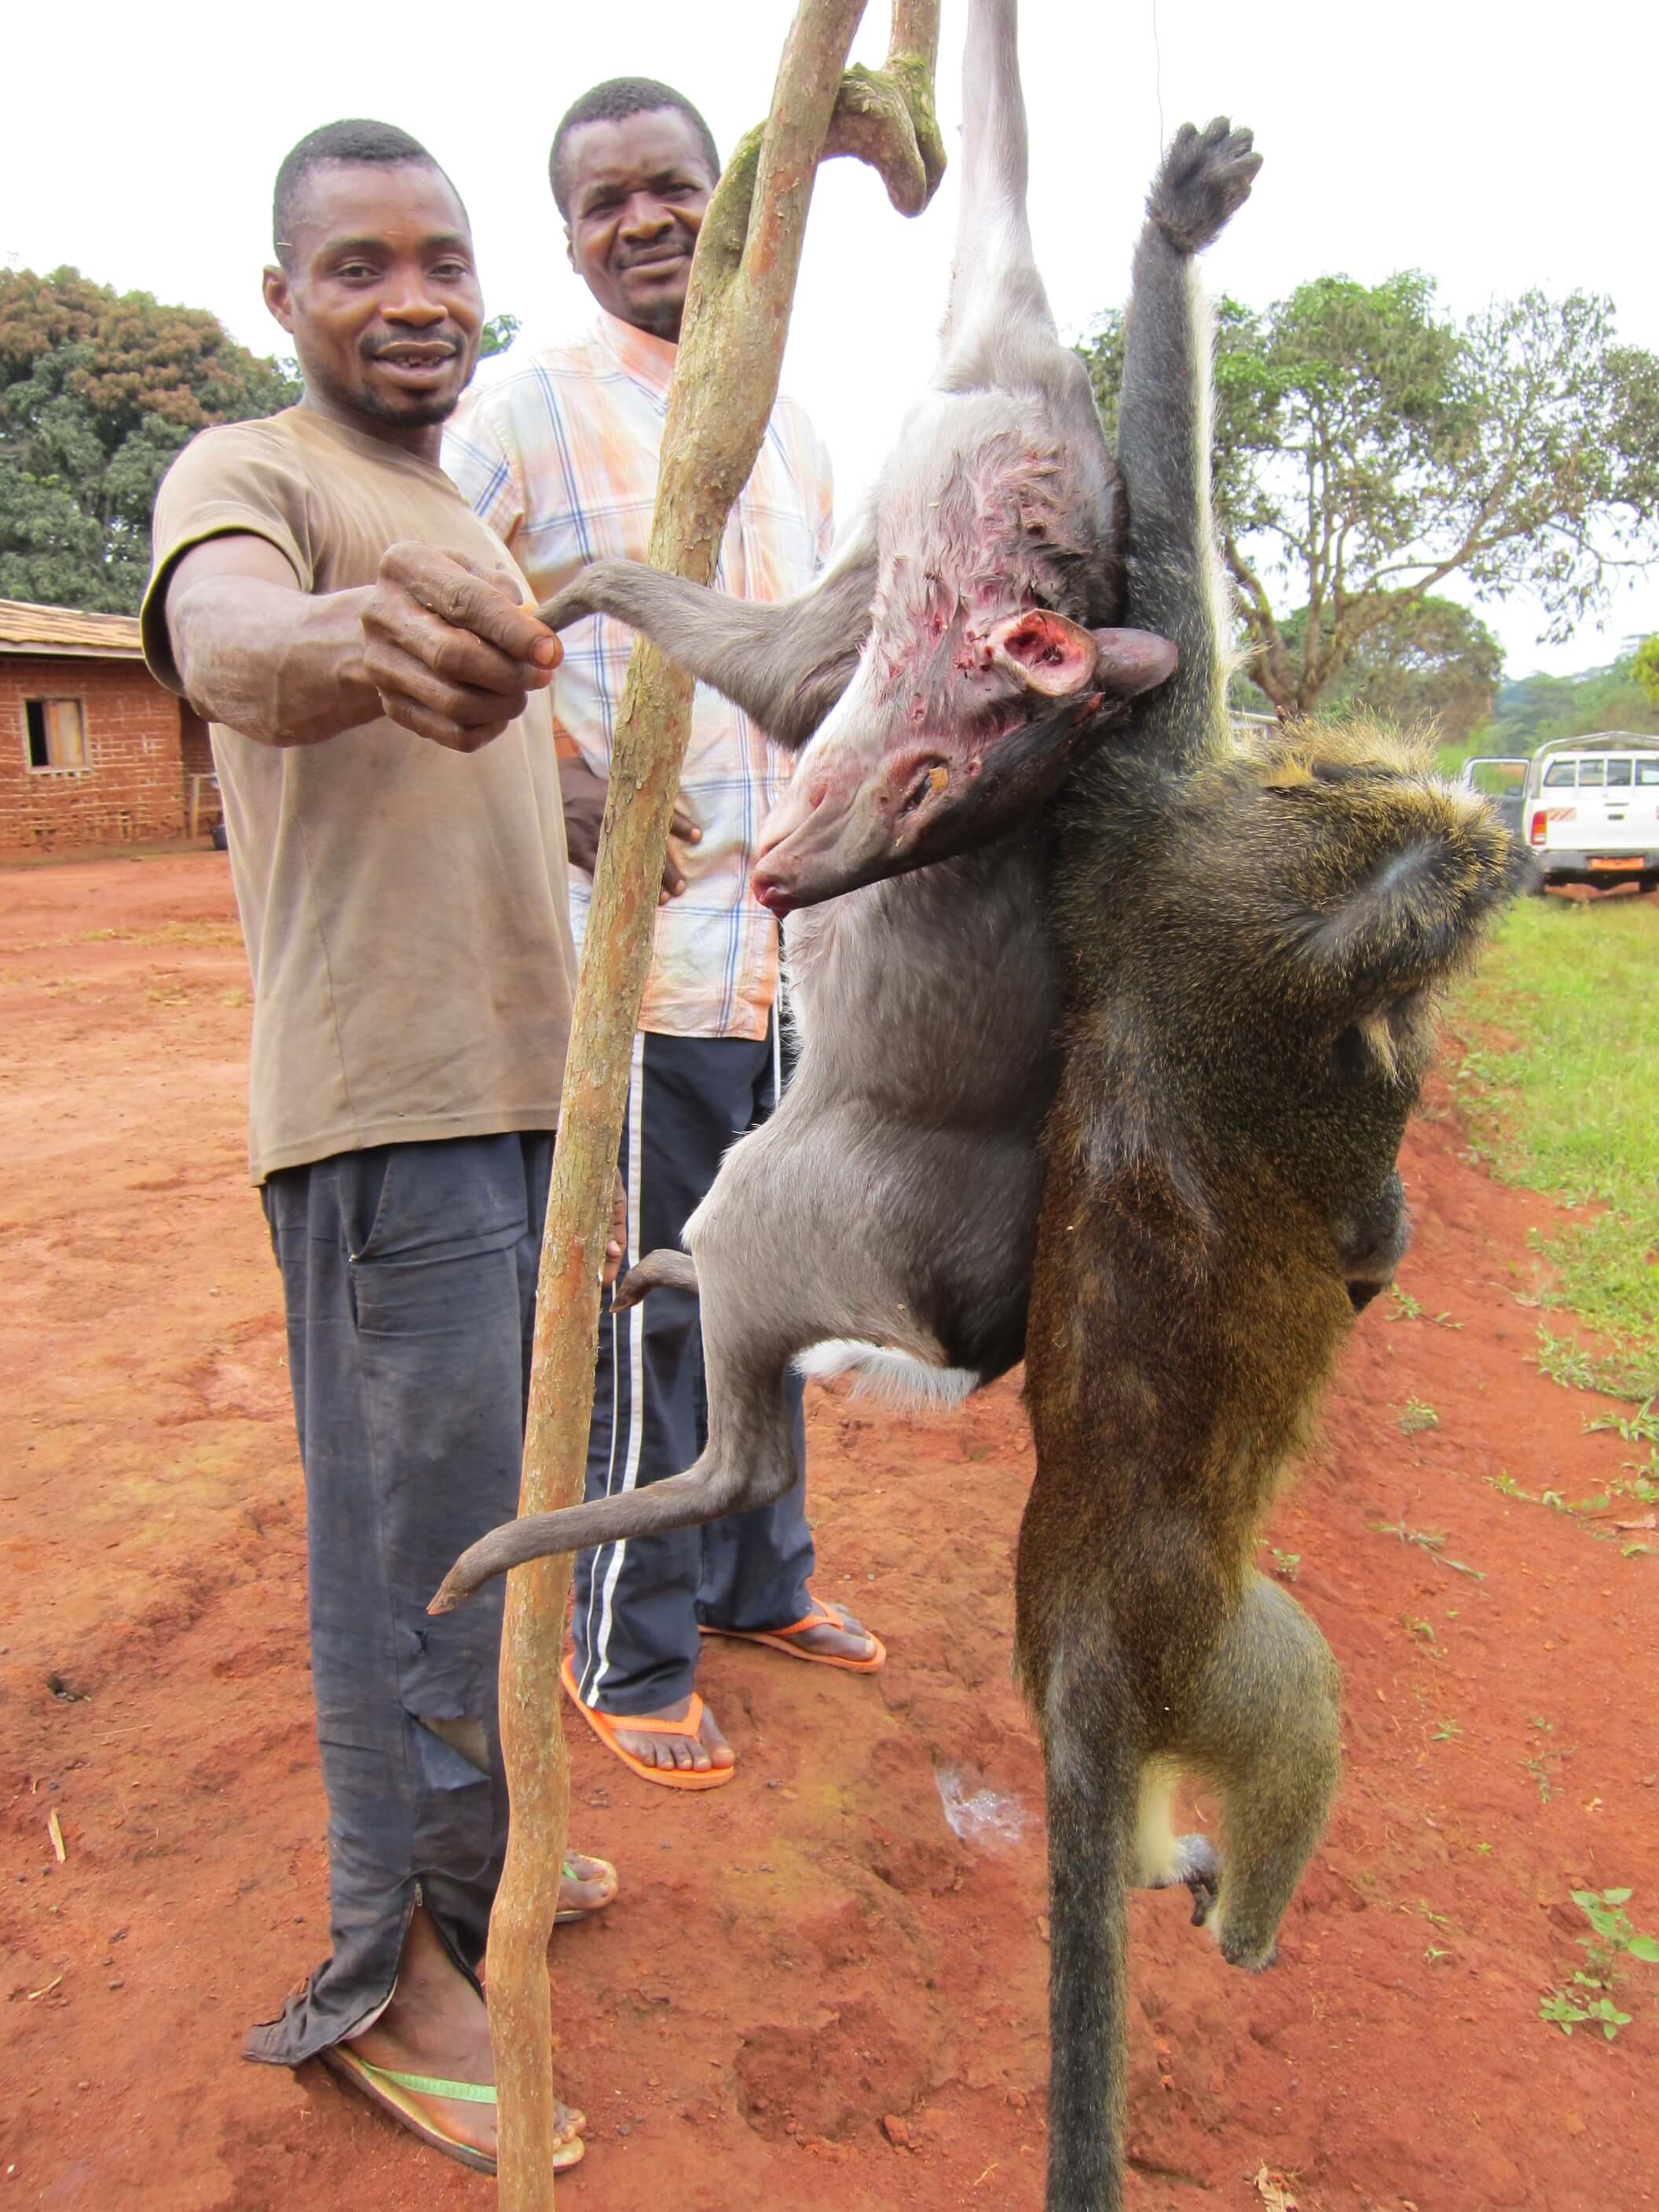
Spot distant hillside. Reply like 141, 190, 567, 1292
1482, 654, 1659, 755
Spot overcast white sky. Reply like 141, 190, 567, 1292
5, 0, 1655, 677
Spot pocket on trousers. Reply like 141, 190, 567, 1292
344, 1138, 529, 1272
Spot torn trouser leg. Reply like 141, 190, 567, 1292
247, 1132, 552, 2067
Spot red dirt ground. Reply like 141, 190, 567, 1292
3, 851, 1657, 2212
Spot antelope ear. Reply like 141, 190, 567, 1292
986, 610, 1176, 699
986, 609, 1101, 696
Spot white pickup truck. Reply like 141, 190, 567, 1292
1462, 735, 1659, 892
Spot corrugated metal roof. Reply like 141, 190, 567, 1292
0, 599, 146, 661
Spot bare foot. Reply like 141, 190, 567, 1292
558, 1849, 617, 1920
610, 1697, 734, 1777
344, 1904, 584, 2165
783, 1599, 878, 1664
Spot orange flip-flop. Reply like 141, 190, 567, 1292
700, 1595, 887, 1672
559, 1652, 735, 1790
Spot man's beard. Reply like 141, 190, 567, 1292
628, 293, 684, 342
352, 383, 463, 429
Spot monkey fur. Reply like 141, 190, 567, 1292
1016, 126, 1525, 2211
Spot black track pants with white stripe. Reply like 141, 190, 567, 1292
570, 1020, 814, 1716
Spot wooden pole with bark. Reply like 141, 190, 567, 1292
482, 5, 943, 2203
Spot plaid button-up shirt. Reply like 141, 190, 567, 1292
443, 312, 835, 1042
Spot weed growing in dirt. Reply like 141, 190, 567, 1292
1430, 1719, 1463, 1743
1387, 1287, 1463, 1329
1522, 1716, 1565, 1804
1540, 1888, 1659, 2041
1269, 1549, 1299, 1581
1398, 1397, 1441, 1435
1370, 1518, 1485, 1579
1447, 895, 1659, 1379
1485, 1468, 1656, 1557
1587, 1399, 1659, 1446
1533, 1326, 1657, 1403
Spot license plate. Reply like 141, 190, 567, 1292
1589, 856, 1634, 870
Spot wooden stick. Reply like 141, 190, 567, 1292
483, 6, 943, 2206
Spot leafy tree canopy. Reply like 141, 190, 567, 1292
0, 266, 299, 614
1635, 635, 1659, 708
1277, 593, 1503, 745
1082, 273, 1659, 717
478, 313, 520, 357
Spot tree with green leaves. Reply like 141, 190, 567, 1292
1635, 635, 1659, 707
1081, 274, 1659, 718
0, 267, 299, 613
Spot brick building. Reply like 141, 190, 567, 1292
0, 599, 213, 854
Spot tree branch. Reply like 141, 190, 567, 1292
477, 7, 943, 2206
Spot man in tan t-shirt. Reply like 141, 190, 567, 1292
141, 119, 618, 2177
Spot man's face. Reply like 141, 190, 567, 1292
562, 110, 716, 342
264, 162, 483, 437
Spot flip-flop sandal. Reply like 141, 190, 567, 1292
559, 1651, 735, 1790
319, 2044, 585, 2175
555, 1850, 618, 1925
700, 1595, 887, 1672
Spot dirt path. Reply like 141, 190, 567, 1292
3, 854, 1656, 2212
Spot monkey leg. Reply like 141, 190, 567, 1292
1185, 1573, 1342, 1970
534, 533, 876, 752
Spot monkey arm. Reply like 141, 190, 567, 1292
1116, 120, 1262, 771
534, 516, 877, 752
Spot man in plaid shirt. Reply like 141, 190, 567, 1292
444, 77, 882, 1788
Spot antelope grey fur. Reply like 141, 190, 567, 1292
430, 0, 1188, 1613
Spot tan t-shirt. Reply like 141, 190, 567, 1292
142, 405, 577, 1182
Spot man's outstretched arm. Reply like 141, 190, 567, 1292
163, 536, 561, 752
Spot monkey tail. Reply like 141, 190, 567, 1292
1041, 1718, 1139, 2211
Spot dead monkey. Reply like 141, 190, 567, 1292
430, 0, 1187, 1610
1015, 138, 1526, 2212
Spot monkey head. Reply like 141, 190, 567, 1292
752, 398, 1175, 915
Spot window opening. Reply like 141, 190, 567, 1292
24, 698, 89, 770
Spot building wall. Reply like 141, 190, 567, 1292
0, 657, 188, 851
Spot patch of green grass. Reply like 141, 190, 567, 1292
1398, 1397, 1441, 1435
1540, 1888, 1659, 2042
1447, 896, 1659, 1393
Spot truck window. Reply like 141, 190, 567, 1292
1579, 760, 1606, 788
1638, 759, 1659, 786
1606, 759, 1633, 787
1542, 760, 1577, 788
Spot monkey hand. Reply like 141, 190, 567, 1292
1148, 118, 1262, 257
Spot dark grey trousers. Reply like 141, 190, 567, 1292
247, 1131, 551, 2068
570, 1023, 814, 1716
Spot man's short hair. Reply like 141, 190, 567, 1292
273, 119, 461, 268
548, 79, 721, 218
